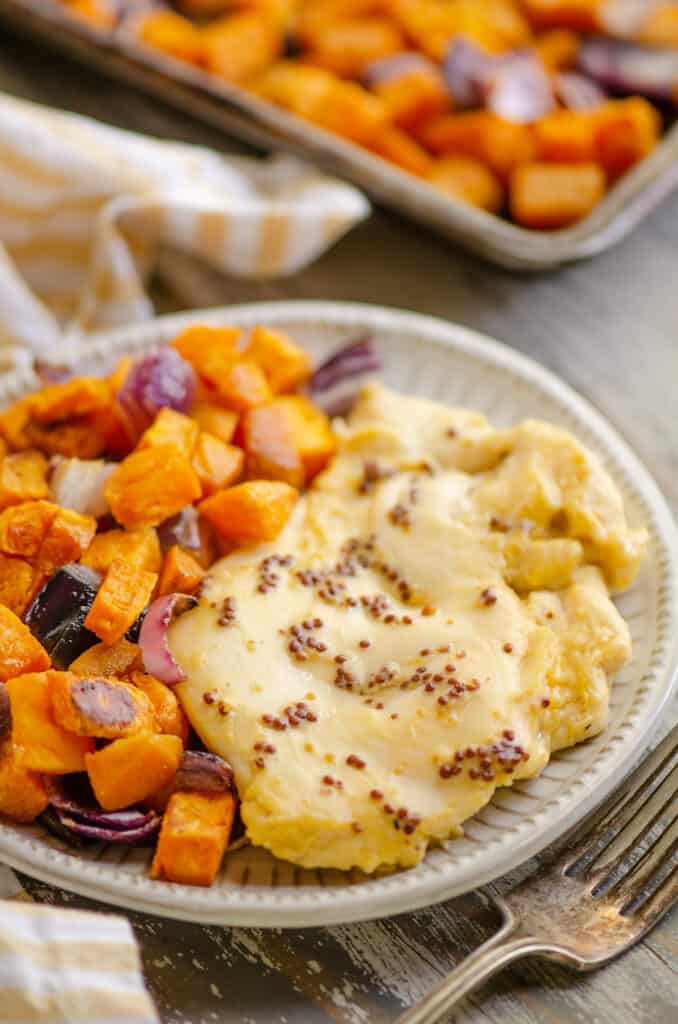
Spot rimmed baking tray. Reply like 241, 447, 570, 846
2, 0, 678, 270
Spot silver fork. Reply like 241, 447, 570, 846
396, 724, 678, 1024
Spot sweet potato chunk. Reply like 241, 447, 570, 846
158, 546, 205, 597
0, 451, 49, 510
0, 395, 38, 451
34, 507, 97, 581
510, 161, 605, 228
0, 743, 49, 823
50, 671, 155, 738
241, 405, 305, 488
7, 672, 94, 774
421, 112, 536, 180
191, 402, 238, 444
206, 358, 273, 413
534, 29, 580, 70
594, 99, 660, 179
137, 408, 200, 458
86, 733, 183, 811
199, 480, 298, 543
268, 397, 337, 481
105, 444, 202, 529
131, 671, 190, 744
192, 433, 244, 497
84, 558, 158, 645
172, 324, 241, 377
244, 326, 312, 394
371, 126, 433, 176
69, 638, 141, 678
138, 10, 205, 63
534, 110, 598, 163
151, 790, 235, 886
25, 413, 110, 460
0, 500, 58, 558
31, 378, 111, 424
81, 527, 162, 575
520, 0, 600, 32
305, 15, 404, 78
373, 66, 451, 132
427, 157, 504, 213
0, 553, 34, 616
0, 605, 50, 681
204, 10, 284, 83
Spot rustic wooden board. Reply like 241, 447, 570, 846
1, 26, 677, 1024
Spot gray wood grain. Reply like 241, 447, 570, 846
2, 24, 677, 1024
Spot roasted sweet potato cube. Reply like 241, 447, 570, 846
199, 480, 298, 543
0, 500, 58, 558
131, 671, 190, 744
534, 29, 580, 70
105, 444, 202, 529
24, 413, 110, 459
373, 67, 451, 132
534, 110, 598, 163
241, 405, 305, 488
0, 553, 34, 616
269, 396, 337, 481
151, 790, 235, 886
137, 408, 200, 458
69, 638, 141, 678
138, 10, 205, 64
594, 99, 660, 179
0, 605, 50, 681
191, 402, 238, 444
84, 558, 158, 645
172, 325, 241, 377
0, 451, 49, 510
205, 358, 272, 413
158, 546, 205, 597
421, 112, 536, 180
34, 507, 97, 579
0, 395, 38, 451
520, 0, 600, 32
81, 528, 162, 574
86, 733, 183, 811
31, 378, 111, 424
0, 743, 49, 823
204, 11, 284, 83
305, 16, 405, 77
370, 126, 433, 176
192, 433, 244, 497
244, 326, 312, 395
427, 157, 504, 212
50, 671, 155, 738
7, 672, 94, 774
510, 161, 606, 228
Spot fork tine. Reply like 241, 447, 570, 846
564, 725, 678, 876
611, 815, 678, 911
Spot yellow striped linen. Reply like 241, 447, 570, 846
0, 92, 369, 371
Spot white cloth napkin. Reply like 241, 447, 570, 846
0, 91, 369, 373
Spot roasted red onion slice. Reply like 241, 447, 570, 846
56, 811, 161, 844
117, 346, 197, 433
579, 37, 678, 101
444, 37, 496, 109
45, 776, 161, 845
0, 682, 11, 742
555, 71, 607, 109
486, 51, 556, 122
139, 593, 196, 685
364, 51, 439, 86
310, 335, 382, 417
49, 457, 115, 519
174, 751, 234, 794
157, 506, 202, 553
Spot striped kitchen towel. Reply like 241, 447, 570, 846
0, 894, 159, 1023
0, 91, 369, 373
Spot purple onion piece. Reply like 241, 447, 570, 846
364, 51, 438, 87
55, 810, 161, 845
117, 346, 197, 434
0, 682, 11, 742
444, 36, 497, 109
486, 51, 556, 123
157, 506, 202, 553
174, 751, 234, 794
555, 71, 607, 110
139, 593, 197, 685
578, 37, 678, 101
42, 806, 87, 847
310, 336, 382, 417
46, 775, 154, 831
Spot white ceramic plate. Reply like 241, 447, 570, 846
1, 302, 676, 927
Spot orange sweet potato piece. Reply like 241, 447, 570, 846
534, 28, 579, 70
370, 126, 433, 176
0, 605, 50, 681
131, 671, 190, 744
520, 0, 601, 31
594, 99, 660, 179
172, 325, 241, 377
105, 444, 202, 529
86, 733, 183, 811
24, 413, 110, 459
510, 161, 606, 228
7, 672, 94, 774
241, 405, 305, 488
269, 396, 337, 481
31, 378, 111, 424
427, 156, 504, 212
81, 527, 162, 575
0, 743, 49, 823
0, 553, 34, 616
305, 16, 405, 77
151, 790, 235, 886
638, 4, 678, 46
373, 67, 452, 132
84, 558, 158, 645
534, 110, 598, 163
69, 638, 141, 678
191, 402, 238, 444
0, 500, 58, 558
158, 546, 205, 597
0, 451, 49, 510
192, 433, 244, 497
50, 671, 155, 739
421, 111, 536, 180
0, 395, 38, 451
137, 408, 200, 458
34, 507, 97, 581
138, 10, 205, 64
199, 480, 298, 543
206, 358, 272, 413
204, 11, 284, 83
243, 326, 312, 395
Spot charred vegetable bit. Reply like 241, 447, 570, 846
24, 563, 102, 669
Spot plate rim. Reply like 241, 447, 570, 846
1, 300, 676, 927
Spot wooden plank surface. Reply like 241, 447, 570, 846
1, 26, 677, 1024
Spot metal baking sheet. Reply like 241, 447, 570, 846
2, 0, 678, 270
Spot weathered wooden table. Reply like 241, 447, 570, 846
1, 26, 677, 1024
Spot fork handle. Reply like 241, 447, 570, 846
394, 898, 550, 1024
